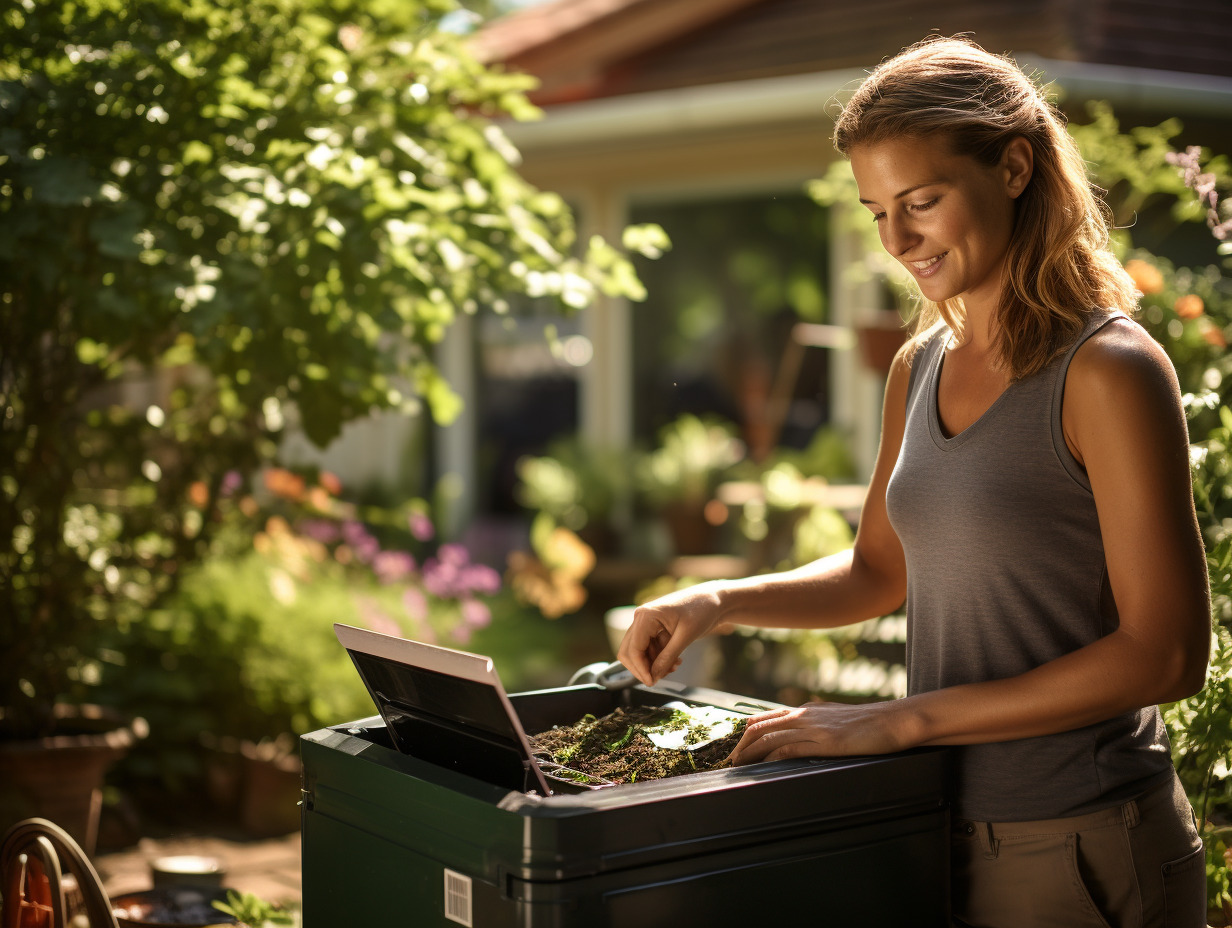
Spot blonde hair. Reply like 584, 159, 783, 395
833, 36, 1139, 379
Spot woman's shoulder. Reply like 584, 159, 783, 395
1064, 312, 1183, 446
899, 320, 950, 370
892, 320, 949, 399
1069, 312, 1175, 391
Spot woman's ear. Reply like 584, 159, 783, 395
1003, 136, 1034, 199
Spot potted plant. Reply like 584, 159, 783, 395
635, 415, 745, 555
1, 0, 656, 849
515, 437, 630, 555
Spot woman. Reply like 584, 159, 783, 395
617, 37, 1211, 927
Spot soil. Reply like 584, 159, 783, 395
529, 705, 746, 788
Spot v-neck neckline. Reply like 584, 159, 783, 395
927, 336, 1017, 450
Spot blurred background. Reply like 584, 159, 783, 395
4, 0, 1232, 918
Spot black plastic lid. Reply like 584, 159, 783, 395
334, 624, 551, 795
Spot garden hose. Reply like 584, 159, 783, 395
0, 818, 118, 928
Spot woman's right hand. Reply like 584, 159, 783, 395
616, 581, 736, 686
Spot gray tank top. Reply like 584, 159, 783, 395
886, 312, 1173, 821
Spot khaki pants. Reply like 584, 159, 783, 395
952, 772, 1206, 928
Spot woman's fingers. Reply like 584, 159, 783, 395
728, 702, 902, 765
728, 707, 797, 764
617, 583, 725, 685
615, 614, 663, 685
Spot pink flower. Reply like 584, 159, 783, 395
358, 597, 401, 638
402, 588, 428, 621
373, 550, 415, 584
439, 543, 469, 566
461, 598, 491, 629
462, 563, 501, 595
408, 512, 435, 542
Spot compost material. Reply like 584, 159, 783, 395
529, 705, 747, 787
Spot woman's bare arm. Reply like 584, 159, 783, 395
729, 322, 1211, 763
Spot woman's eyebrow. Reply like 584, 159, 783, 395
858, 181, 944, 205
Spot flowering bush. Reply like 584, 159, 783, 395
96, 466, 590, 795
249, 467, 503, 647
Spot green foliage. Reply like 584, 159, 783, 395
212, 889, 293, 927
1067, 102, 1228, 232
635, 414, 745, 507
98, 480, 582, 789
767, 425, 858, 483
0, 0, 653, 734
790, 503, 855, 566
1071, 113, 1232, 916
514, 437, 630, 534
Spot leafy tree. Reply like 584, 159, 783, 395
0, 0, 657, 735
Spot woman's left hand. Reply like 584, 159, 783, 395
728, 700, 914, 765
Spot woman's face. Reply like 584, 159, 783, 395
849, 133, 1031, 315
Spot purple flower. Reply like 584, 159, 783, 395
342, 520, 380, 564
1167, 145, 1228, 240
461, 563, 501, 595
221, 470, 243, 497
373, 550, 416, 585
298, 519, 342, 545
408, 512, 435, 542
451, 625, 473, 645
422, 557, 460, 598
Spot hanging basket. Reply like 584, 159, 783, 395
0, 706, 147, 856
855, 311, 909, 375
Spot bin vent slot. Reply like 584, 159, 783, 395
444, 868, 473, 926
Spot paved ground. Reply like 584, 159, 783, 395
93, 830, 302, 921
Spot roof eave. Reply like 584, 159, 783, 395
497, 58, 1232, 153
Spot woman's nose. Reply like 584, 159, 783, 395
881, 215, 919, 257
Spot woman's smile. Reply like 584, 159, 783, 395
908, 252, 948, 278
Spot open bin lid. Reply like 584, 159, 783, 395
334, 624, 551, 795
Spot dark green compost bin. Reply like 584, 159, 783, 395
300, 626, 951, 927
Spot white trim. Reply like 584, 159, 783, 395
503, 68, 866, 151
1020, 56, 1232, 116
578, 186, 633, 451
335, 622, 497, 684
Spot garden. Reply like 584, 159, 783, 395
3, 0, 1232, 921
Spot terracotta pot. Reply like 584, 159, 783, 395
0, 705, 146, 855
237, 738, 302, 838
662, 500, 718, 556
856, 312, 908, 375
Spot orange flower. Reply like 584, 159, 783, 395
1201, 319, 1227, 348
263, 467, 306, 501
188, 481, 210, 509
318, 471, 343, 496
1124, 259, 1164, 295
307, 486, 333, 512
1174, 294, 1205, 319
